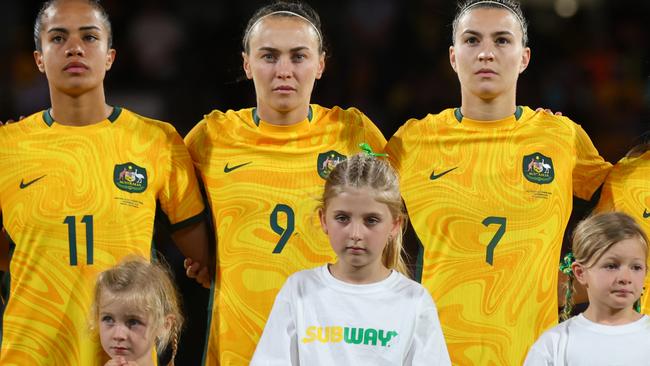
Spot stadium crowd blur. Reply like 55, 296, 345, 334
2, 0, 648, 161
1, 0, 649, 363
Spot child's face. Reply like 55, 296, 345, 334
575, 238, 647, 312
320, 187, 400, 272
99, 293, 155, 364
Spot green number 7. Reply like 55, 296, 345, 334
482, 216, 506, 265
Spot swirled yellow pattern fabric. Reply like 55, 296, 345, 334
0, 109, 203, 365
386, 107, 611, 366
185, 104, 386, 365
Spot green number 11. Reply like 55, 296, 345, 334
64, 215, 94, 266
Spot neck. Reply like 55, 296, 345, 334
582, 303, 643, 325
329, 262, 390, 285
49, 86, 111, 126
459, 88, 517, 121
255, 102, 310, 126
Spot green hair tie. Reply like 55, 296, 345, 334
560, 252, 575, 277
359, 143, 387, 157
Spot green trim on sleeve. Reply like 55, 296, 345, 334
170, 210, 206, 232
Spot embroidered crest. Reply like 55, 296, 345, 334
114, 162, 148, 193
523, 153, 554, 184
317, 151, 346, 179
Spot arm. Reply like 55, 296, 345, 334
406, 292, 451, 366
171, 220, 211, 288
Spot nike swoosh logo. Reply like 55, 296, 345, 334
20, 175, 46, 189
224, 162, 252, 173
430, 167, 457, 180
644, 209, 650, 219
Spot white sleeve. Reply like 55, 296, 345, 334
523, 344, 554, 366
523, 326, 562, 366
406, 291, 452, 366
250, 278, 299, 366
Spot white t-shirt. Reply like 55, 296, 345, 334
524, 313, 650, 366
250, 265, 451, 366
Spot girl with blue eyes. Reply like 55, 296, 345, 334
251, 152, 451, 365
93, 258, 183, 366
525, 212, 650, 365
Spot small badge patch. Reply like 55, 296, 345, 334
114, 162, 148, 193
523, 153, 554, 184
317, 151, 346, 179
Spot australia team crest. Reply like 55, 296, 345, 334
114, 162, 148, 193
317, 151, 346, 179
523, 153, 554, 184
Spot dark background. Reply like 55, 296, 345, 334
2, 0, 649, 364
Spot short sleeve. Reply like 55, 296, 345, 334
359, 112, 387, 153
523, 339, 554, 366
159, 129, 204, 229
385, 121, 411, 175
405, 289, 452, 366
571, 123, 612, 200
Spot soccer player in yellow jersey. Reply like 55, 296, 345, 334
385, 1, 611, 365
596, 137, 650, 313
184, 2, 386, 365
0, 1, 210, 365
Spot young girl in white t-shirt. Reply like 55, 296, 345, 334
524, 212, 650, 365
251, 148, 451, 365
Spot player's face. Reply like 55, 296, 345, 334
243, 16, 325, 120
320, 188, 400, 278
99, 294, 155, 364
575, 238, 647, 315
449, 7, 530, 101
33, 0, 115, 97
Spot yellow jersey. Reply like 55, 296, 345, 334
386, 107, 611, 366
0, 108, 204, 365
184, 104, 386, 365
595, 149, 650, 312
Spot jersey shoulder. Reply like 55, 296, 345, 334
120, 108, 182, 141
312, 104, 372, 128
393, 109, 454, 139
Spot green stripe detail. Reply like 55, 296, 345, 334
43, 109, 55, 127
415, 234, 424, 283
170, 210, 207, 232
454, 108, 463, 123
252, 106, 313, 126
201, 280, 216, 366
1, 232, 16, 347
107, 106, 122, 122
454, 106, 523, 123
42, 106, 121, 127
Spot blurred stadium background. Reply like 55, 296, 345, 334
2, 0, 649, 161
1, 0, 649, 364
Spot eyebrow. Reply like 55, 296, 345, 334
462, 30, 515, 38
257, 46, 311, 53
332, 210, 384, 216
47, 25, 102, 34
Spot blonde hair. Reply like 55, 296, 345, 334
91, 257, 184, 365
321, 152, 410, 277
561, 212, 649, 321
